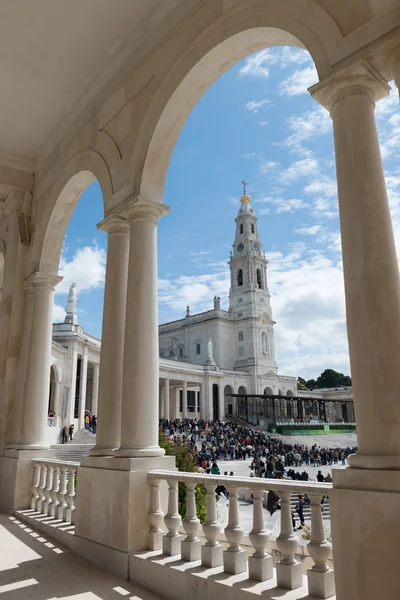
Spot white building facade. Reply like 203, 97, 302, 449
50, 191, 296, 435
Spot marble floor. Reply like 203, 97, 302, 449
0, 512, 162, 600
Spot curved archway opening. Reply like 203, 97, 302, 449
36, 169, 107, 437
137, 9, 341, 202
224, 384, 234, 418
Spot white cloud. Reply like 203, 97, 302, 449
294, 225, 323, 235
260, 208, 270, 216
245, 99, 271, 113
257, 196, 309, 213
239, 47, 312, 78
239, 49, 277, 77
56, 244, 106, 295
280, 158, 319, 182
259, 160, 279, 174
259, 121, 268, 127
284, 105, 332, 153
304, 176, 337, 198
279, 66, 318, 96
53, 303, 66, 323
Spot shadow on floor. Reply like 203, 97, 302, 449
0, 511, 161, 600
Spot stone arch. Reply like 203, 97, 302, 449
238, 385, 247, 395
264, 386, 273, 395
129, 1, 342, 202
224, 384, 234, 418
32, 150, 112, 276
286, 390, 294, 396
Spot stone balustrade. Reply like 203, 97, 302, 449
148, 470, 335, 599
30, 459, 78, 523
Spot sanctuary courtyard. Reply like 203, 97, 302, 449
1, 2, 400, 600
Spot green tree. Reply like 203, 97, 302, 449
297, 377, 309, 391
316, 369, 352, 388
159, 431, 207, 523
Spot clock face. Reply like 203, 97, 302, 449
237, 243, 244, 252
253, 243, 259, 251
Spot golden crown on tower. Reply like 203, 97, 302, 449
240, 179, 251, 203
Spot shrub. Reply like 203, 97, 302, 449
159, 431, 207, 523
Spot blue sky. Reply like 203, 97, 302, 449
53, 47, 400, 379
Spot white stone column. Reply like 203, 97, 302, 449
159, 383, 164, 419
182, 381, 187, 419
18, 272, 62, 448
312, 63, 398, 466
194, 388, 198, 418
164, 378, 170, 420
199, 382, 206, 420
91, 216, 130, 455
117, 198, 169, 457
311, 61, 400, 600
218, 385, 224, 421
79, 346, 88, 428
91, 363, 99, 416
8, 286, 35, 445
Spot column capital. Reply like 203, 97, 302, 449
115, 195, 170, 224
309, 60, 390, 112
24, 271, 62, 291
97, 213, 130, 235
386, 46, 400, 88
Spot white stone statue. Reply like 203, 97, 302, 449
207, 338, 216, 365
262, 331, 268, 355
65, 282, 78, 325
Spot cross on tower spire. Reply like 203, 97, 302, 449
241, 178, 247, 195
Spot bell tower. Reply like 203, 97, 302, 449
228, 181, 277, 372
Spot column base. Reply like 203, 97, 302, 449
163, 534, 181, 556
201, 544, 223, 568
331, 466, 400, 600
276, 562, 303, 590
114, 446, 165, 458
0, 448, 55, 510
89, 447, 117, 457
75, 455, 175, 554
248, 554, 274, 581
307, 568, 335, 599
181, 538, 201, 562
223, 548, 247, 574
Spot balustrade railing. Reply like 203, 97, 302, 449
148, 470, 335, 599
30, 459, 78, 524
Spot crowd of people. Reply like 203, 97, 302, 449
159, 417, 357, 483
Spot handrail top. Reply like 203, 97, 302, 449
32, 458, 79, 467
148, 469, 332, 493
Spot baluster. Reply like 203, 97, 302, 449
43, 463, 54, 514
30, 462, 40, 510
276, 490, 303, 590
223, 485, 246, 574
248, 488, 273, 581
201, 483, 223, 567
49, 464, 60, 518
57, 466, 68, 520
148, 479, 164, 550
307, 492, 335, 598
182, 482, 201, 561
36, 463, 47, 512
163, 480, 182, 555
64, 466, 76, 523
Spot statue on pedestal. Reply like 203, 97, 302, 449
65, 282, 78, 325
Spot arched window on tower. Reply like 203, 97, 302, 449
240, 223, 243, 234
237, 269, 243, 286
238, 331, 243, 342
256, 268, 262, 289
251, 223, 255, 234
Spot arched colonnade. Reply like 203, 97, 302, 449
0, 2, 399, 593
